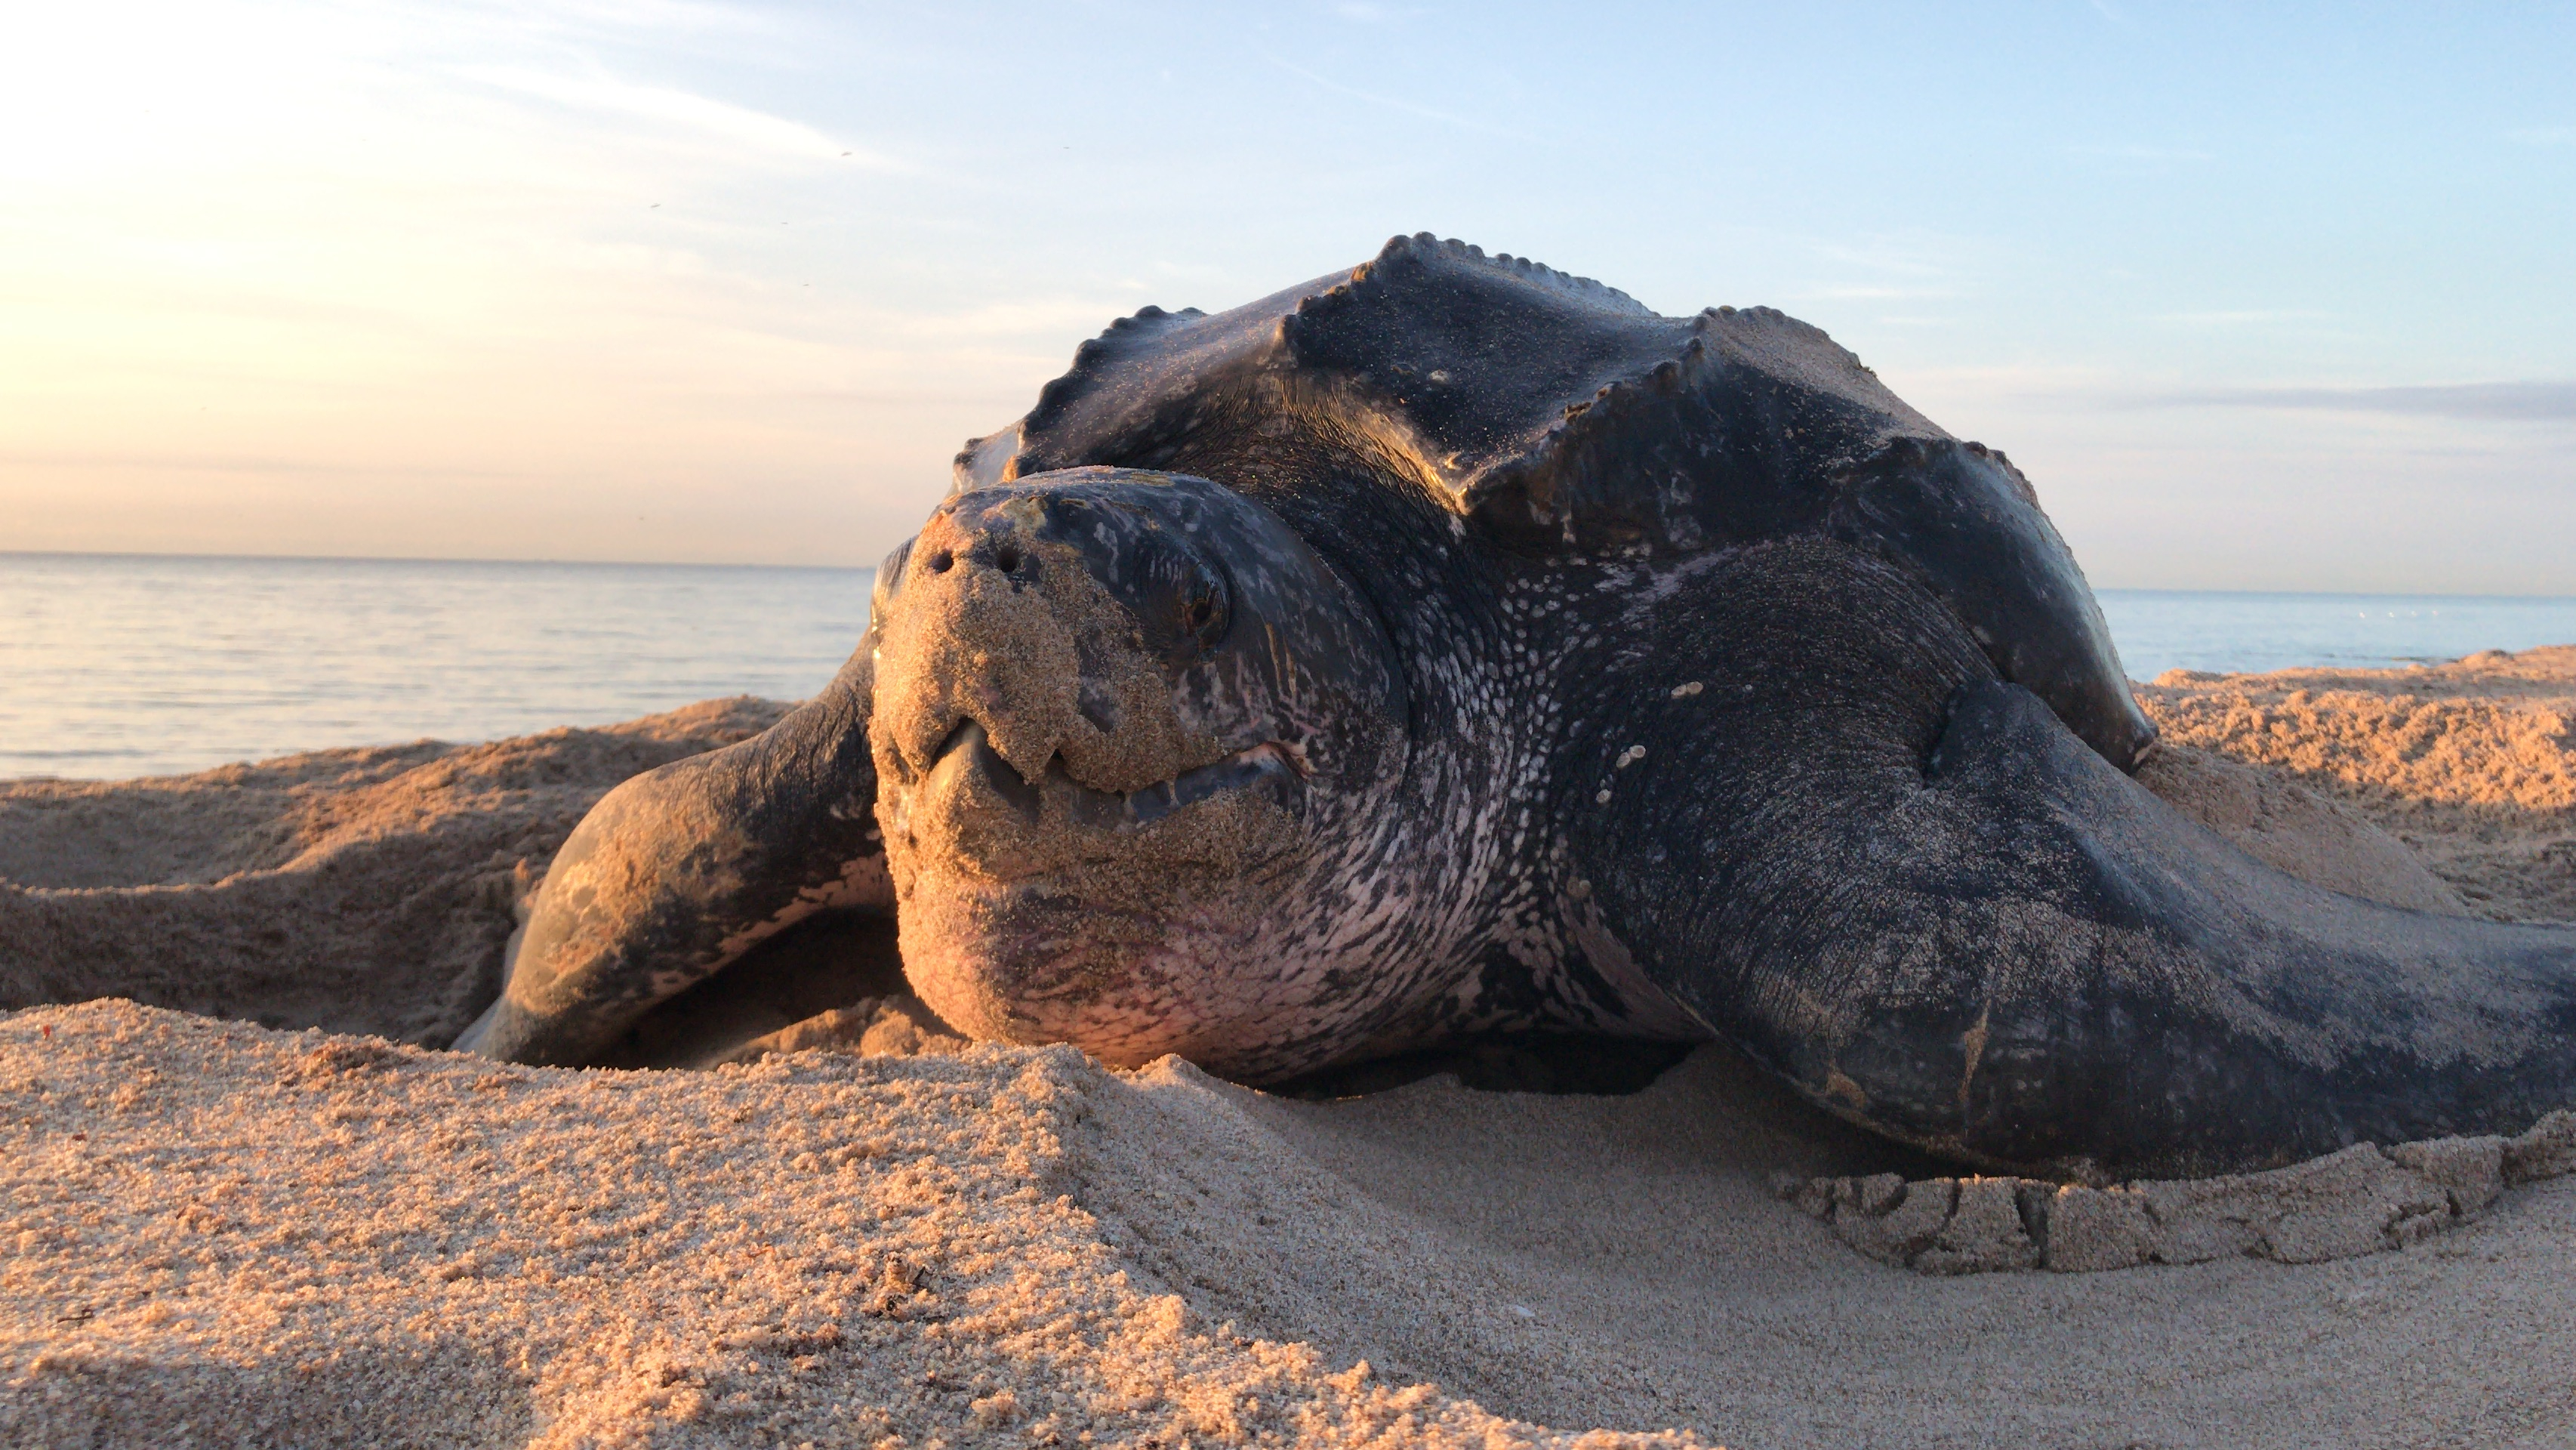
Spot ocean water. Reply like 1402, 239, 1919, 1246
5, 553, 2574, 781
2094, 590, 2576, 681
1, 554, 874, 780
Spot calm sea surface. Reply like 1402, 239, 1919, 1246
2, 554, 874, 780
5, 553, 2574, 780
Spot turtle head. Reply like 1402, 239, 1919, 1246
867, 467, 1413, 1078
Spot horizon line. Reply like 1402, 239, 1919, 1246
4, 548, 2572, 602
0, 547, 878, 573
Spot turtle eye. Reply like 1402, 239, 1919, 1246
1179, 579, 1229, 652
1114, 526, 1233, 664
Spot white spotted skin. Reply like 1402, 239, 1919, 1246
1368, 551, 1736, 1056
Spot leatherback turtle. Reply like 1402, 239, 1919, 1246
459, 235, 2576, 1181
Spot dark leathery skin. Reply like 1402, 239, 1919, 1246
457, 239, 2576, 1185
868, 467, 1444, 1078
960, 232, 2155, 772
1556, 538, 2576, 1180
1827, 437, 2150, 772
452, 651, 889, 1066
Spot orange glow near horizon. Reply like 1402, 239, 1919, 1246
5, 2, 2571, 589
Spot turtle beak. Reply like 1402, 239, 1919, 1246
867, 467, 1401, 878
865, 465, 1413, 1074
874, 477, 1231, 797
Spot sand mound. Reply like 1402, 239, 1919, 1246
7, 1001, 1672, 1449
7, 649, 2576, 1445
2139, 644, 2576, 922
0, 699, 787, 1046
2134, 745, 2467, 914
8, 1001, 2576, 1448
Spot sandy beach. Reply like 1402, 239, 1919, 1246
5, 649, 2574, 1448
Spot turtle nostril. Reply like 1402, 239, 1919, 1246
926, 550, 954, 574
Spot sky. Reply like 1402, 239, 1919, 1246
4, 1, 2572, 591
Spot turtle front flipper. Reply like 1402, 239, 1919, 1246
454, 649, 888, 1066
1567, 538, 2576, 1181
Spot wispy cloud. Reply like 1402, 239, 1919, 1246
2154, 308, 2331, 328
1801, 284, 1957, 301
403, 0, 787, 46
2152, 382, 2576, 421
455, 65, 907, 170
1798, 235, 1990, 318
1269, 58, 1518, 137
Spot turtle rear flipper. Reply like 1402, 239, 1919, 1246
1572, 538, 2576, 1180
454, 652, 889, 1066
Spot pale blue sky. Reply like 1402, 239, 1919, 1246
5, 2, 2571, 589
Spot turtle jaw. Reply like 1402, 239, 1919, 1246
916, 720, 1308, 838
1066, 737, 1308, 828
893, 859, 1327, 1075
880, 724, 1397, 1080
880, 714, 1389, 1079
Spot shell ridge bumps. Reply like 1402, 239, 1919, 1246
964, 234, 1924, 538
961, 235, 1679, 493
1451, 321, 1923, 555
953, 302, 1231, 491
1025, 304, 1210, 436
1373, 230, 1655, 316
951, 236, 2149, 765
